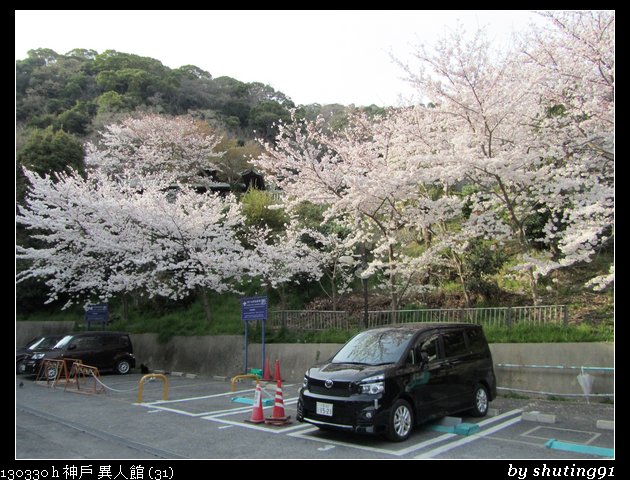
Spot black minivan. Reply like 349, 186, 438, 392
297, 323, 497, 441
19, 331, 136, 379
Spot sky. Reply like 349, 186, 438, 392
15, 10, 546, 107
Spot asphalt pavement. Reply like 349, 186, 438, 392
15, 373, 614, 460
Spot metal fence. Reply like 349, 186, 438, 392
269, 310, 350, 331
270, 305, 568, 331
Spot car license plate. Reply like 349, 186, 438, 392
316, 402, 333, 416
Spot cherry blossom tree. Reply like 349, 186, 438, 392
255, 110, 464, 311
520, 11, 614, 290
84, 113, 224, 182
16, 168, 173, 316
250, 221, 324, 309
17, 114, 251, 323
16, 167, 252, 323
397, 11, 614, 302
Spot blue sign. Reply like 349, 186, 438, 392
241, 296, 268, 322
85, 303, 108, 328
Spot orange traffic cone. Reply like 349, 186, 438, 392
245, 382, 265, 424
265, 379, 292, 425
262, 357, 272, 381
273, 359, 282, 382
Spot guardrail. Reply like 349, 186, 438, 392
270, 305, 568, 331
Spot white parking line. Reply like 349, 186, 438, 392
208, 398, 298, 418
143, 388, 257, 405
288, 428, 406, 456
288, 425, 457, 457
287, 409, 524, 457
414, 414, 522, 458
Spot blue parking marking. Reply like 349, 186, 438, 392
545, 439, 614, 458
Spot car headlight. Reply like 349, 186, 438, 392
31, 353, 45, 360
302, 374, 309, 389
359, 374, 385, 395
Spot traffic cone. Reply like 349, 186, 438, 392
245, 382, 265, 424
273, 359, 282, 382
265, 379, 292, 426
262, 357, 272, 381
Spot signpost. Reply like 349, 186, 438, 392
85, 303, 108, 330
241, 296, 267, 374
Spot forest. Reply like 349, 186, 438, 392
16, 11, 613, 332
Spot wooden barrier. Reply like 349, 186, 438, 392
35, 359, 69, 386
64, 361, 104, 395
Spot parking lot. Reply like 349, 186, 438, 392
16, 373, 614, 459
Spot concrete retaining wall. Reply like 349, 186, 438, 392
490, 342, 614, 396
16, 322, 613, 397
15, 321, 75, 346
130, 336, 614, 397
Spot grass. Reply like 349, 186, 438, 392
17, 294, 613, 344
500, 391, 530, 400
483, 323, 613, 343
266, 327, 358, 344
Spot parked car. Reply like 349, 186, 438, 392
297, 323, 497, 441
16, 335, 64, 373
19, 331, 136, 379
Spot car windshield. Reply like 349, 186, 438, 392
332, 329, 415, 366
53, 335, 74, 349
27, 336, 59, 350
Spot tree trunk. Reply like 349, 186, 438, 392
527, 267, 540, 306
452, 253, 471, 307
199, 287, 213, 324
331, 276, 337, 312
279, 285, 288, 311
389, 244, 398, 322
121, 294, 129, 322
422, 226, 432, 248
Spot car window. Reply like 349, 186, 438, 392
442, 330, 467, 358
419, 334, 440, 363
72, 336, 101, 349
101, 336, 119, 347
465, 328, 487, 354
332, 329, 415, 365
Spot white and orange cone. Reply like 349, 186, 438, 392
262, 357, 272, 381
273, 358, 282, 382
245, 382, 265, 424
265, 379, 292, 426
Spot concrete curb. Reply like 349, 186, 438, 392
522, 411, 556, 423
596, 419, 614, 430
437, 416, 462, 426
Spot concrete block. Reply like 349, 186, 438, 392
596, 419, 614, 430
546, 439, 613, 458
212, 375, 227, 381
185, 373, 198, 379
171, 371, 184, 377
523, 411, 556, 423
437, 416, 462, 426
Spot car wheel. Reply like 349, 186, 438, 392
470, 384, 489, 417
115, 359, 131, 375
46, 365, 58, 381
386, 399, 413, 442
